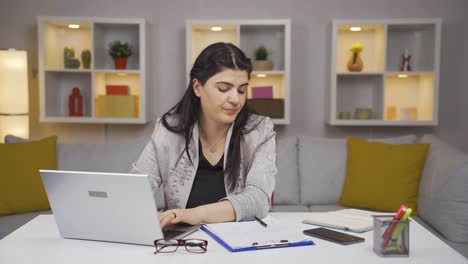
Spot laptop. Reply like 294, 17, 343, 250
39, 170, 199, 246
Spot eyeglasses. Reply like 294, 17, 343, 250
154, 239, 208, 254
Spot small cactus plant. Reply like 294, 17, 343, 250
81, 49, 91, 69
63, 46, 75, 67
64, 58, 80, 69
63, 46, 81, 69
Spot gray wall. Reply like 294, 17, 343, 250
1, 0, 467, 151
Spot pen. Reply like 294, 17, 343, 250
381, 204, 407, 248
254, 216, 268, 228
389, 208, 412, 244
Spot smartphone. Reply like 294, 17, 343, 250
303, 228, 365, 245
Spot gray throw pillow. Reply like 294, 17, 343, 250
418, 135, 468, 242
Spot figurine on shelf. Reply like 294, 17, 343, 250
63, 46, 80, 69
69, 87, 83, 117
400, 49, 412, 72
347, 43, 364, 72
81, 49, 91, 69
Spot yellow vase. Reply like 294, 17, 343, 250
347, 52, 364, 72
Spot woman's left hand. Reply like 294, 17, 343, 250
159, 208, 204, 228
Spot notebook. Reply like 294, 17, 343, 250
302, 209, 380, 233
201, 215, 313, 252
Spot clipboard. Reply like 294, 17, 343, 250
200, 225, 314, 253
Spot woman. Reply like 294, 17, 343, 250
131, 42, 277, 228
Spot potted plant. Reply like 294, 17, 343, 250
252, 45, 274, 71
108, 41, 133, 69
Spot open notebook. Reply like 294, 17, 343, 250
302, 209, 382, 233
202, 215, 313, 252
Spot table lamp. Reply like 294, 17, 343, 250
0, 49, 29, 143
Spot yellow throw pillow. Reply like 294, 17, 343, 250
338, 137, 430, 215
0, 136, 57, 215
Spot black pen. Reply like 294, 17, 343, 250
254, 216, 268, 228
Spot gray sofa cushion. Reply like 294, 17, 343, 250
298, 135, 418, 205
418, 135, 468, 243
58, 138, 148, 173
270, 204, 309, 212
4, 134, 31, 143
274, 136, 299, 205
0, 210, 52, 239
414, 216, 468, 258
308, 204, 347, 212
298, 137, 347, 205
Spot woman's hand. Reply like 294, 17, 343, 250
159, 208, 204, 228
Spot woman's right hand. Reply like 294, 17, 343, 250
159, 208, 204, 228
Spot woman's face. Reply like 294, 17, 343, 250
193, 69, 248, 125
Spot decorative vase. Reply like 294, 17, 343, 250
252, 60, 274, 71
347, 52, 363, 72
114, 57, 127, 69
69, 87, 83, 117
81, 49, 91, 69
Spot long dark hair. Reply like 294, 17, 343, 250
161, 42, 257, 192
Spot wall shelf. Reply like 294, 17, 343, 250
38, 16, 151, 124
186, 19, 291, 124
330, 19, 441, 126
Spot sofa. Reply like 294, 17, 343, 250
1, 134, 467, 258
272, 134, 468, 258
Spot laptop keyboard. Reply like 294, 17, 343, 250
162, 229, 186, 240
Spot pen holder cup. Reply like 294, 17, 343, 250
373, 215, 409, 257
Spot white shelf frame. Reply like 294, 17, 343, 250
329, 18, 441, 126
37, 16, 151, 124
186, 19, 291, 125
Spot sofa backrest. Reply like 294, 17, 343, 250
274, 135, 418, 206
274, 136, 299, 205
298, 137, 348, 205
57, 137, 148, 173
417, 134, 468, 243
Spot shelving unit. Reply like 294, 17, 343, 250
186, 20, 291, 125
38, 16, 151, 124
330, 19, 441, 126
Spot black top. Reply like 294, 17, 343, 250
185, 142, 227, 208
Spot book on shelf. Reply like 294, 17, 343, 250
106, 85, 129, 95
302, 209, 384, 233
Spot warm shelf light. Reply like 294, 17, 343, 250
256, 74, 267, 78
350, 27, 361, 32
68, 24, 80, 29
397, 74, 409, 78
211, 26, 222, 32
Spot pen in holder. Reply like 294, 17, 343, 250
373, 215, 409, 257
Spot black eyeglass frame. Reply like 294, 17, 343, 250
154, 238, 208, 254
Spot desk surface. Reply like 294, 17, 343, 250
0, 213, 466, 264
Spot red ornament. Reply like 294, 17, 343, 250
69, 87, 83, 117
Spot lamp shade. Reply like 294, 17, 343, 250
0, 50, 29, 142
0, 50, 28, 113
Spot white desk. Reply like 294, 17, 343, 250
0, 213, 466, 264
